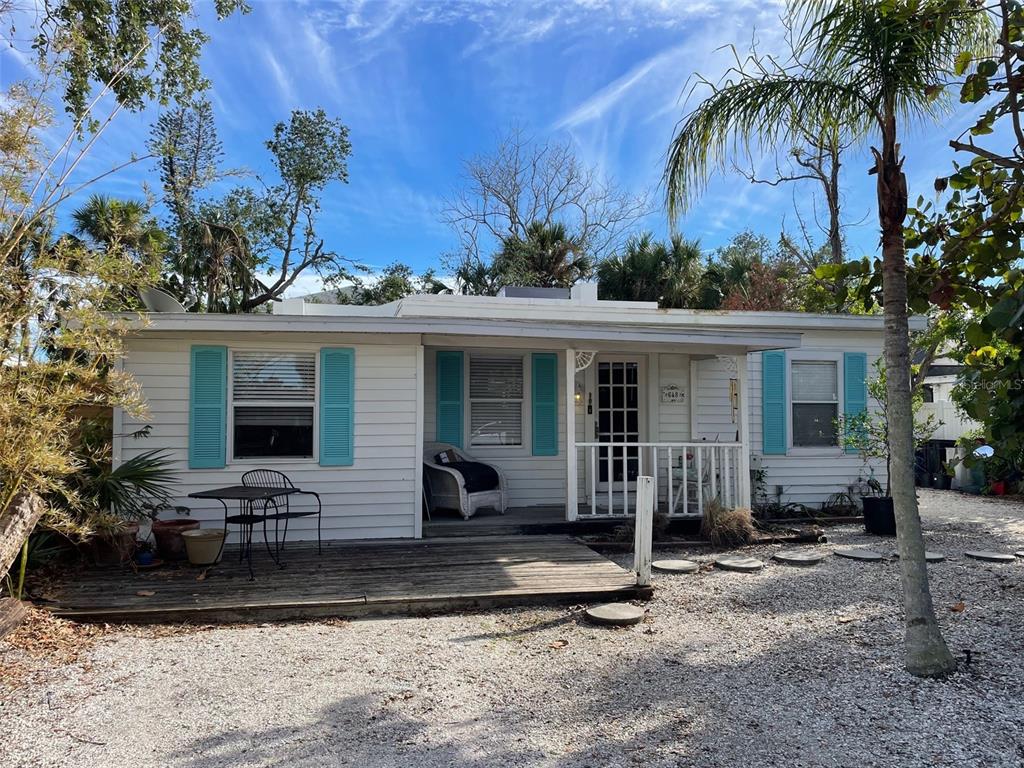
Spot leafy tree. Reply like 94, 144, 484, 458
10, 0, 249, 126
906, 0, 1024, 467
664, 0, 992, 677
700, 231, 772, 308
843, 361, 941, 495
598, 232, 704, 308
341, 263, 449, 305
151, 106, 359, 311
0, 83, 156, 587
0, 0, 248, 585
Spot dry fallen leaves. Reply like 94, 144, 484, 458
0, 607, 109, 695
135, 590, 155, 597
548, 639, 569, 649
950, 601, 967, 613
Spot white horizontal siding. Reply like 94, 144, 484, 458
696, 332, 888, 508
424, 347, 567, 508
119, 336, 419, 541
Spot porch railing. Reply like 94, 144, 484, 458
576, 442, 744, 518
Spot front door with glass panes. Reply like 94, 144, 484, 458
593, 357, 644, 493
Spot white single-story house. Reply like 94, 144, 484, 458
115, 283, 918, 541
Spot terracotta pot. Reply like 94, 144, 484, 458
152, 518, 200, 561
85, 521, 140, 567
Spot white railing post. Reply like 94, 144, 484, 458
566, 348, 578, 521
735, 353, 752, 509
634, 475, 654, 587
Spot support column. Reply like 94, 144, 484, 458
566, 349, 578, 521
413, 344, 425, 538
735, 352, 752, 508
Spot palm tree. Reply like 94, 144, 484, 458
71, 194, 166, 268
665, 0, 992, 677
492, 221, 591, 289
598, 232, 704, 307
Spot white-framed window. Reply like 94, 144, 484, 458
791, 360, 839, 447
469, 354, 524, 447
231, 351, 316, 459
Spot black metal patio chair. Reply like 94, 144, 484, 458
241, 469, 322, 554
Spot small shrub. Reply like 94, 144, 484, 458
701, 500, 755, 547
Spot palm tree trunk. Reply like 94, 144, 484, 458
875, 116, 956, 678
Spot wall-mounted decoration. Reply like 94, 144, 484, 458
729, 378, 739, 422
660, 383, 685, 404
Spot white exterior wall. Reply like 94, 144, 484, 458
695, 331, 887, 508
921, 375, 978, 442
423, 347, 567, 508
118, 333, 421, 541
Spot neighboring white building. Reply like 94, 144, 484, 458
920, 355, 979, 443
116, 283, 917, 541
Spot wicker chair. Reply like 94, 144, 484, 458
423, 442, 507, 520
240, 469, 322, 554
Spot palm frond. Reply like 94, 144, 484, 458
666, 74, 872, 218
665, 0, 995, 220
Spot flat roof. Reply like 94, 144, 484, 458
124, 283, 922, 351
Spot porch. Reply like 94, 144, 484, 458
47, 536, 645, 624
424, 342, 756, 526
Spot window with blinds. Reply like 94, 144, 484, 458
792, 360, 839, 447
231, 352, 315, 458
469, 355, 523, 446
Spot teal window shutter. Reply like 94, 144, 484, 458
843, 352, 868, 454
436, 351, 464, 448
532, 353, 558, 456
320, 348, 355, 466
761, 350, 786, 455
189, 345, 227, 469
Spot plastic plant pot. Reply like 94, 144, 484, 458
182, 529, 226, 566
862, 497, 896, 536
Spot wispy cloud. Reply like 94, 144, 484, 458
262, 49, 297, 108
554, 44, 685, 130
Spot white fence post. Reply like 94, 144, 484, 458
634, 475, 654, 587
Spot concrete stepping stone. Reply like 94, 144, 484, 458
713, 556, 764, 573
965, 550, 1017, 564
893, 551, 946, 563
585, 603, 645, 626
834, 547, 885, 562
773, 549, 827, 566
652, 559, 699, 574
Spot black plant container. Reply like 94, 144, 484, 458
862, 496, 896, 536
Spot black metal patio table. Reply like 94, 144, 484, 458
188, 485, 300, 580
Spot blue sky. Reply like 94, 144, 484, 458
1, 0, 1011, 295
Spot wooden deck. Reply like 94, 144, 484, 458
48, 536, 647, 624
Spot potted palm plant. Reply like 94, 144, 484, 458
51, 419, 179, 566
841, 362, 939, 536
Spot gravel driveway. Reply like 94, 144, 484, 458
2, 489, 1023, 768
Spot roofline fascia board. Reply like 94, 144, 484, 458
117, 313, 803, 350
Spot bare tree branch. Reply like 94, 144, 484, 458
441, 126, 651, 271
